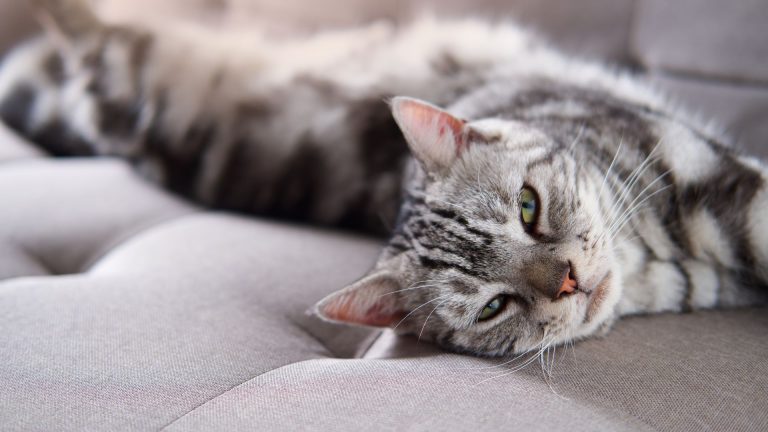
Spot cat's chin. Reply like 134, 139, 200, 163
583, 271, 613, 322
573, 270, 621, 338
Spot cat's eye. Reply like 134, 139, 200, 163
519, 186, 539, 231
478, 295, 507, 321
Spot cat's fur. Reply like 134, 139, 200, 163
1, 0, 766, 357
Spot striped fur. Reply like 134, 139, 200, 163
1, 0, 766, 357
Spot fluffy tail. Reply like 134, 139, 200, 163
0, 0, 145, 156
0, 2, 407, 234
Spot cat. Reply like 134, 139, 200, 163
1, 0, 766, 357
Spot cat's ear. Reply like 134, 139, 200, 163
315, 271, 406, 327
390, 96, 470, 173
33, 0, 104, 46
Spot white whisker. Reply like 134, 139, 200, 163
392, 294, 452, 331
418, 298, 449, 342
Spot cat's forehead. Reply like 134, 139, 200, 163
447, 119, 572, 192
471, 118, 552, 148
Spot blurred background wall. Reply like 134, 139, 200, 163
1, 0, 766, 157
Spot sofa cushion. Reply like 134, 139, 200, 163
0, 213, 383, 431
162, 308, 768, 432
2, 183, 767, 431
4, 206, 766, 431
0, 158, 195, 279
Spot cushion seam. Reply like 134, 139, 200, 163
157, 357, 335, 431
80, 208, 200, 273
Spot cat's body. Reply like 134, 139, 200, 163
1, 0, 766, 357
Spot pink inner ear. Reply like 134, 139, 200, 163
321, 293, 405, 327
391, 97, 468, 170
317, 274, 406, 328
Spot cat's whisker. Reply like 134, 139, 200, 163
589, 139, 623, 228
608, 168, 671, 232
608, 202, 666, 244
541, 345, 568, 399
567, 122, 587, 153
474, 335, 554, 383
377, 278, 452, 297
611, 232, 642, 246
550, 344, 558, 376
392, 294, 453, 331
602, 164, 653, 235
467, 348, 536, 372
608, 180, 672, 239
601, 138, 664, 232
598, 163, 668, 245
411, 191, 472, 214
475, 345, 547, 385
545, 341, 557, 377
600, 174, 639, 239
418, 298, 449, 342
461, 343, 540, 372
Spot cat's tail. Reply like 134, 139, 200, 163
0, 0, 143, 156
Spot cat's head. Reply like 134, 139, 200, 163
316, 97, 622, 357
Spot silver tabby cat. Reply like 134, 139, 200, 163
1, 0, 766, 357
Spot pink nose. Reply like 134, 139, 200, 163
556, 267, 578, 299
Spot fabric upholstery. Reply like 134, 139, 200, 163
1, 126, 767, 431
0, 213, 381, 431
167, 308, 768, 432
1, 1, 767, 431
0, 153, 194, 279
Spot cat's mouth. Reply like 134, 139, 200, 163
583, 272, 613, 323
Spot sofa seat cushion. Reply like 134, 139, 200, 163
0, 212, 383, 431
164, 308, 768, 432
1, 137, 767, 431
0, 158, 195, 279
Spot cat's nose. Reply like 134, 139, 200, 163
525, 261, 578, 300
556, 265, 578, 299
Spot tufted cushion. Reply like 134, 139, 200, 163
0, 214, 382, 431
166, 309, 768, 432
2, 114, 768, 431
0, 152, 195, 278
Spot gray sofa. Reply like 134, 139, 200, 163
1, 1, 767, 431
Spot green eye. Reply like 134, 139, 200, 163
519, 186, 539, 230
478, 296, 506, 321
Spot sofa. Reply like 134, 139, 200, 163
1, 1, 767, 431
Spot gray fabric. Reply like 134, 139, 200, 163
0, 158, 195, 279
0, 214, 382, 432
164, 309, 768, 432
164, 357, 652, 432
